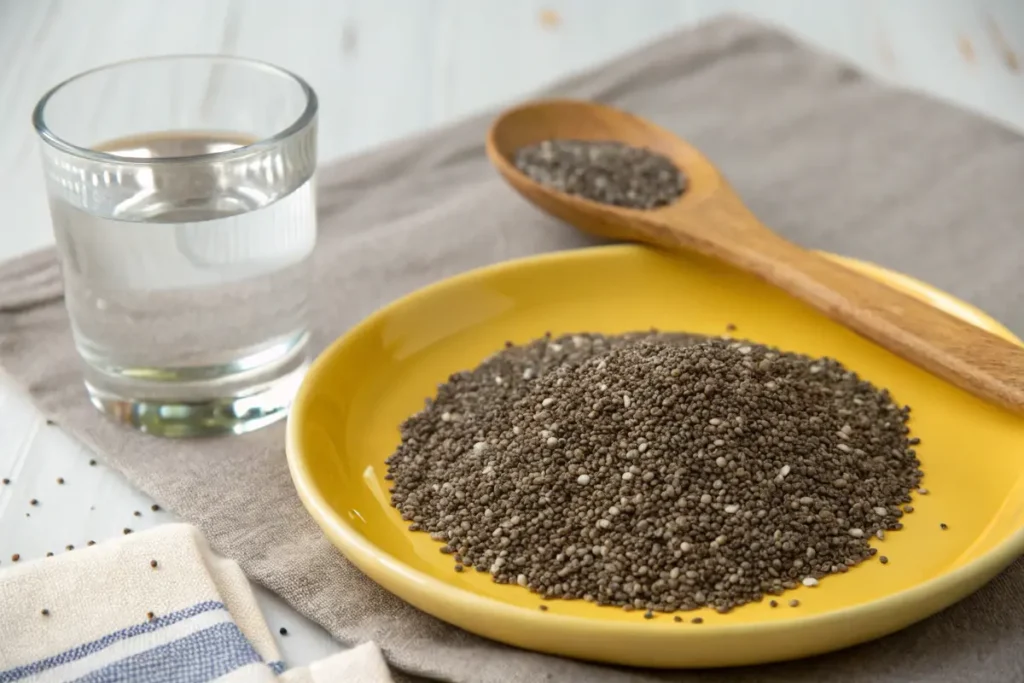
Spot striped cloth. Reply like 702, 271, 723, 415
0, 525, 390, 682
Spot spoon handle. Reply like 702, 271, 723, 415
688, 221, 1024, 414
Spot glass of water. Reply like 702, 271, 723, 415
33, 56, 318, 437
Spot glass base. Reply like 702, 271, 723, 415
85, 359, 308, 438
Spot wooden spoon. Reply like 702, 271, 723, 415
486, 98, 1024, 414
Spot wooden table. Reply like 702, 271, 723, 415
1, 0, 1021, 669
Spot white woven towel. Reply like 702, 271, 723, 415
0, 524, 391, 682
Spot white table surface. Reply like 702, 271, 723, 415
2, 0, 1022, 670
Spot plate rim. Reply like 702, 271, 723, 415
286, 244, 1024, 663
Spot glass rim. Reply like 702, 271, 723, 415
31, 54, 318, 166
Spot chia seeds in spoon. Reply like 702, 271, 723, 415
513, 140, 686, 209
386, 333, 921, 613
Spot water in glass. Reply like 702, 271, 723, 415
49, 131, 315, 434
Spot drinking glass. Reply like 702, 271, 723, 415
32, 56, 318, 437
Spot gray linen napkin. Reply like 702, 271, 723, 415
2, 16, 1023, 683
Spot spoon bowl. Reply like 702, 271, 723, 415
487, 99, 730, 245
486, 98, 1024, 414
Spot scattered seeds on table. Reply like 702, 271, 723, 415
386, 332, 920, 613
65, 545, 74, 551
56, 477, 64, 485
770, 600, 778, 608
45, 419, 55, 426
150, 560, 158, 569
151, 504, 161, 512
45, 552, 53, 558
11, 553, 19, 562
880, 556, 889, 565
29, 499, 38, 506
513, 140, 687, 210
41, 609, 50, 616
644, 610, 654, 620
279, 627, 288, 636
133, 511, 142, 517
940, 523, 948, 530
1, 478, 8, 485
87, 541, 95, 546
789, 599, 800, 608
674, 615, 683, 622
917, 488, 928, 495
123, 528, 132, 535
88, 459, 96, 467
147, 612, 155, 621
539, 605, 549, 612
692, 617, 703, 624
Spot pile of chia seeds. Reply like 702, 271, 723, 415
386, 332, 921, 614
513, 140, 686, 209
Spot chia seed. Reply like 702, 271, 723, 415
513, 140, 686, 210
387, 332, 920, 613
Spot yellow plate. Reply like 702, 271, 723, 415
287, 245, 1024, 668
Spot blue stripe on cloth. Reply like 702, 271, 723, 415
69, 622, 264, 683
0, 601, 225, 683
